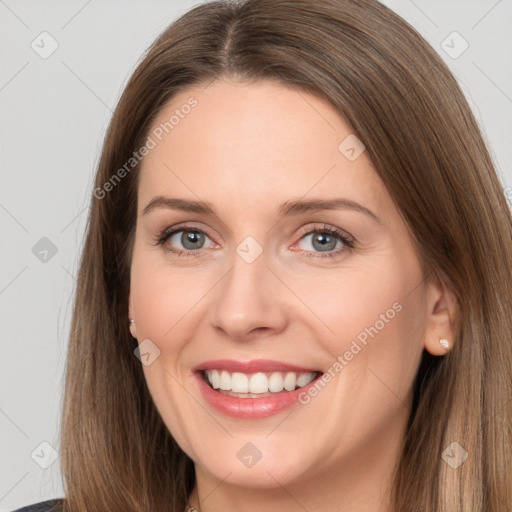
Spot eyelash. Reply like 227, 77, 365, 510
153, 222, 355, 259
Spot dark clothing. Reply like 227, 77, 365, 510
11, 499, 63, 512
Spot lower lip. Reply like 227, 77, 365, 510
193, 371, 322, 419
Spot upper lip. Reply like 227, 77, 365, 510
192, 359, 321, 374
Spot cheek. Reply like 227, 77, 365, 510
130, 250, 209, 340
129, 250, 205, 451
316, 252, 426, 405
297, 257, 426, 452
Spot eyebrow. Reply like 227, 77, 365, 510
142, 196, 382, 224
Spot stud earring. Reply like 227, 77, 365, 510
439, 338, 449, 349
129, 319, 135, 326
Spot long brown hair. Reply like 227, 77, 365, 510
59, 0, 512, 510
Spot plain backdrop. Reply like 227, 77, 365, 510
1, 0, 511, 510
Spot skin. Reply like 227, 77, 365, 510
128, 78, 457, 512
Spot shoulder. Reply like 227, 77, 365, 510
11, 498, 64, 512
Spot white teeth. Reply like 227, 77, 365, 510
209, 369, 220, 389
219, 370, 231, 391
249, 373, 268, 393
231, 372, 249, 393
283, 372, 296, 391
297, 372, 312, 387
204, 369, 317, 394
268, 372, 284, 392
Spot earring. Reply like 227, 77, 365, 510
129, 319, 135, 326
439, 338, 449, 349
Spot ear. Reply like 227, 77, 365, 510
423, 272, 458, 356
128, 292, 137, 339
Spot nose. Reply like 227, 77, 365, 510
209, 245, 289, 340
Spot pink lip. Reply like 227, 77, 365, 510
192, 359, 320, 373
193, 368, 323, 420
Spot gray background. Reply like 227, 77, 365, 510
1, 0, 511, 510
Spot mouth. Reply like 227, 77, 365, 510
197, 368, 323, 399
192, 360, 326, 419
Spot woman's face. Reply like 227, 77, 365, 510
128, 78, 439, 492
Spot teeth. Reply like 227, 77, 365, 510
204, 369, 317, 394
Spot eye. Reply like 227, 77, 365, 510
293, 224, 355, 259
154, 223, 216, 256
153, 222, 355, 259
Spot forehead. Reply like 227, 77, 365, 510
137, 78, 387, 219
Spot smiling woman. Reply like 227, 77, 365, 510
17, 0, 512, 511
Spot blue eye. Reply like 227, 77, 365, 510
168, 230, 210, 252
154, 223, 354, 259
294, 226, 354, 258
